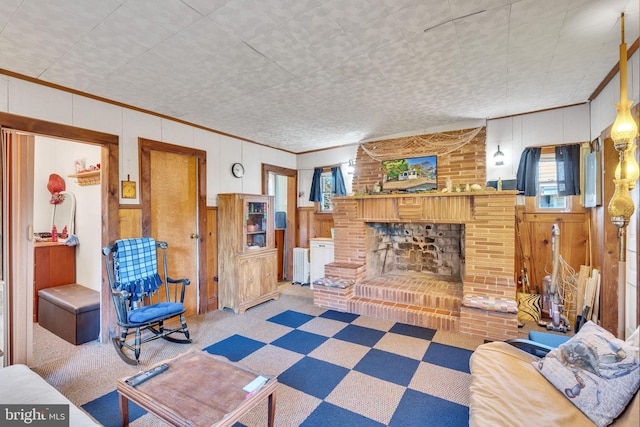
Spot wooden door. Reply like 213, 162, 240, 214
4, 130, 35, 365
140, 139, 207, 316
275, 229, 285, 279
149, 150, 198, 317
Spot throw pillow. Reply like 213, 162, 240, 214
533, 321, 639, 427
516, 291, 541, 322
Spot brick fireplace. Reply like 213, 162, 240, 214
366, 222, 464, 278
313, 191, 519, 341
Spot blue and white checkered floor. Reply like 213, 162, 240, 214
74, 285, 485, 426
204, 308, 477, 426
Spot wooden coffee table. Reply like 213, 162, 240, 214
117, 350, 277, 426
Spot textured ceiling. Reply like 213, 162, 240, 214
0, 0, 638, 153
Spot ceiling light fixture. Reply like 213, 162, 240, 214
494, 145, 505, 166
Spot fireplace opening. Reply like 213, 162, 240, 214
365, 222, 465, 281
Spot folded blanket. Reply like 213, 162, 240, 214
114, 238, 162, 302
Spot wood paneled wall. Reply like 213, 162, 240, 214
205, 207, 218, 310
297, 206, 333, 248
515, 198, 590, 320
118, 206, 141, 238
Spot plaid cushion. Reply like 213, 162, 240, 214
114, 238, 162, 302
312, 277, 355, 289
462, 294, 518, 314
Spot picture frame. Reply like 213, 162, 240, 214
381, 155, 437, 192
122, 180, 136, 199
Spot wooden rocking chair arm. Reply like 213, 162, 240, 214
166, 277, 189, 303
166, 277, 190, 286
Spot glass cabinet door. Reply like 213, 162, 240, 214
245, 201, 268, 250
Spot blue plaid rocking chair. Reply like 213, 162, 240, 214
102, 238, 191, 364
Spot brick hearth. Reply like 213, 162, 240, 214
313, 191, 519, 341
348, 271, 462, 331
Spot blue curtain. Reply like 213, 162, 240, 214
555, 144, 581, 196
309, 168, 323, 202
332, 167, 347, 196
516, 147, 541, 196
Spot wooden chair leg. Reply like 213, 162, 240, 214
112, 329, 137, 365
134, 328, 142, 363
181, 315, 190, 339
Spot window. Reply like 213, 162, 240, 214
538, 152, 567, 209
319, 171, 334, 212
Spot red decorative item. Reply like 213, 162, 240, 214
51, 225, 58, 242
47, 174, 66, 204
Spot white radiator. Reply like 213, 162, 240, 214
293, 248, 310, 285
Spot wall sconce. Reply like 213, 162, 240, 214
493, 145, 505, 166
347, 159, 355, 175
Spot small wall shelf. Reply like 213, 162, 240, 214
68, 170, 100, 186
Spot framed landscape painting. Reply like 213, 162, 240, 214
381, 155, 437, 192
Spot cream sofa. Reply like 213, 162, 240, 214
469, 341, 639, 426
0, 364, 99, 426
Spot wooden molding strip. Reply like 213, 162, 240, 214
589, 38, 639, 101
0, 68, 296, 155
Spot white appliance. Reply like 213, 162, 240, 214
292, 248, 310, 285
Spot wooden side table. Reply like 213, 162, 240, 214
118, 350, 277, 426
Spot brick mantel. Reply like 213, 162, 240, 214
329, 191, 519, 340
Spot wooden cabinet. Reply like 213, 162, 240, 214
310, 238, 334, 284
218, 193, 279, 313
33, 242, 76, 322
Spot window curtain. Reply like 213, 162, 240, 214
555, 144, 581, 196
516, 147, 541, 196
309, 168, 323, 202
332, 166, 347, 196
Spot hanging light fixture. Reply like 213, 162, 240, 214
614, 143, 639, 189
610, 13, 638, 152
607, 12, 638, 264
494, 145, 505, 166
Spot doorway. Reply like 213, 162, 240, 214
1, 113, 119, 365
30, 137, 101, 364
262, 164, 297, 281
140, 138, 207, 315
